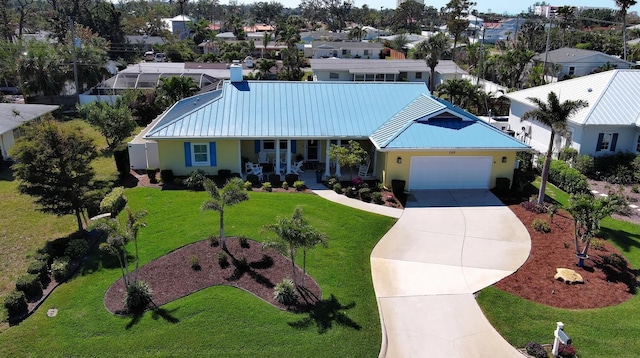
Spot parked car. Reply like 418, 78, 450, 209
155, 53, 166, 62
143, 51, 155, 61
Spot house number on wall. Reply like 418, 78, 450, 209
448, 151, 456, 155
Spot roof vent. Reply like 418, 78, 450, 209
230, 60, 243, 82
587, 88, 592, 92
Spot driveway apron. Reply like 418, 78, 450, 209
370, 190, 530, 358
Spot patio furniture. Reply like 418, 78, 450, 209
290, 160, 304, 175
258, 151, 269, 164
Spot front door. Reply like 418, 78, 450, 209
307, 140, 319, 161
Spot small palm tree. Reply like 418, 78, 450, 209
201, 178, 249, 251
418, 33, 448, 93
522, 91, 588, 206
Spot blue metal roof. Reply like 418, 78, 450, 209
145, 80, 529, 151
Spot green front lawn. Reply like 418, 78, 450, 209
0, 189, 396, 356
478, 179, 640, 357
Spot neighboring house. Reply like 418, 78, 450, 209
533, 47, 634, 78
125, 35, 166, 52
305, 41, 384, 59
161, 15, 193, 39
505, 69, 640, 157
300, 31, 348, 43
129, 64, 529, 190
0, 103, 58, 159
310, 58, 467, 85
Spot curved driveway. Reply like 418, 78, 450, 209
370, 190, 530, 358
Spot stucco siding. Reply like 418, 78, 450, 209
158, 139, 241, 176
580, 125, 639, 156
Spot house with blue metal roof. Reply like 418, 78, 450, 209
505, 69, 640, 157
131, 63, 529, 190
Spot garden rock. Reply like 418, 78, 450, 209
554, 268, 584, 284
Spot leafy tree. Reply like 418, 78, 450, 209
522, 92, 588, 206
414, 32, 448, 93
567, 193, 625, 265
328, 140, 367, 179
251, 1, 283, 25
9, 117, 97, 231
556, 5, 575, 47
390, 33, 409, 52
615, 0, 638, 61
78, 100, 136, 150
441, 0, 474, 61
394, 0, 425, 34
18, 40, 66, 99
262, 206, 327, 287
201, 178, 249, 251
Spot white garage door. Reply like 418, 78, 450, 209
409, 156, 493, 190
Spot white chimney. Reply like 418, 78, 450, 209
230, 60, 243, 82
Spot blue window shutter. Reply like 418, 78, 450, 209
254, 140, 260, 153
291, 140, 297, 153
209, 142, 217, 166
184, 142, 192, 167
610, 133, 618, 152
595, 133, 603, 152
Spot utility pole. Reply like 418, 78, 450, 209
68, 16, 80, 105
477, 26, 485, 85
542, 15, 553, 83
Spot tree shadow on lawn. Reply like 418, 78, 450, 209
288, 294, 361, 334
125, 306, 180, 330
600, 226, 640, 254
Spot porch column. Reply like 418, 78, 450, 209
324, 139, 331, 177
335, 139, 342, 177
286, 139, 292, 174
275, 139, 281, 176
371, 147, 377, 175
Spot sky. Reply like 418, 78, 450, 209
221, 0, 640, 15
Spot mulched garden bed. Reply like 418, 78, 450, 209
104, 237, 322, 315
494, 201, 635, 309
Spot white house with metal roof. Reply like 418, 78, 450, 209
0, 103, 58, 160
305, 41, 384, 59
533, 47, 634, 79
505, 69, 640, 157
131, 64, 529, 190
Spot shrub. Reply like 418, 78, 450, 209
521, 200, 547, 213
558, 147, 578, 163
113, 145, 130, 177
238, 235, 249, 248
124, 281, 153, 313
345, 186, 358, 198
100, 186, 127, 216
525, 342, 547, 358
282, 181, 289, 190
359, 187, 372, 202
218, 169, 232, 181
209, 235, 219, 247
532, 218, 551, 233
495, 177, 511, 191
548, 160, 588, 194
333, 183, 343, 194
160, 169, 174, 183
603, 253, 628, 272
372, 191, 384, 204
273, 278, 298, 305
326, 176, 340, 188
247, 174, 260, 186
3, 290, 28, 317
268, 174, 281, 187
16, 273, 43, 300
218, 252, 229, 268
574, 154, 594, 176
244, 180, 253, 190
261, 181, 272, 192
27, 260, 48, 284
146, 168, 157, 183
183, 169, 208, 191
34, 251, 51, 265
65, 239, 89, 259
351, 176, 364, 187
51, 256, 71, 282
285, 174, 298, 186
558, 344, 576, 358
293, 180, 305, 191
590, 238, 605, 251
190, 255, 200, 270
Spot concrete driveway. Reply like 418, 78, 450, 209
370, 190, 530, 358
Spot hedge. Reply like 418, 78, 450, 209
99, 186, 127, 217
548, 159, 589, 194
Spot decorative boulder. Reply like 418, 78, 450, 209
554, 268, 584, 284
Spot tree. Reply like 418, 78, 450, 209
250, 1, 283, 25
255, 58, 276, 80
187, 18, 214, 46
556, 5, 575, 47
201, 177, 249, 251
567, 193, 625, 266
18, 40, 66, 99
441, 0, 474, 62
615, 0, 638, 61
415, 32, 448, 93
262, 206, 327, 287
77, 100, 136, 150
328, 140, 367, 179
9, 117, 97, 231
522, 92, 588, 206
347, 26, 367, 41
156, 76, 199, 109
261, 31, 273, 58
395, 0, 425, 34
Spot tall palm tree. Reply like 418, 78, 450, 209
347, 26, 367, 41
201, 178, 249, 251
261, 31, 273, 58
255, 58, 276, 80
157, 76, 199, 107
417, 33, 449, 93
615, 0, 637, 61
522, 91, 588, 206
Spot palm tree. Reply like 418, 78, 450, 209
255, 58, 276, 80
201, 178, 249, 251
615, 0, 637, 61
261, 31, 273, 58
522, 92, 588, 206
556, 6, 575, 47
157, 76, 199, 108
418, 32, 448, 93
347, 26, 367, 41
